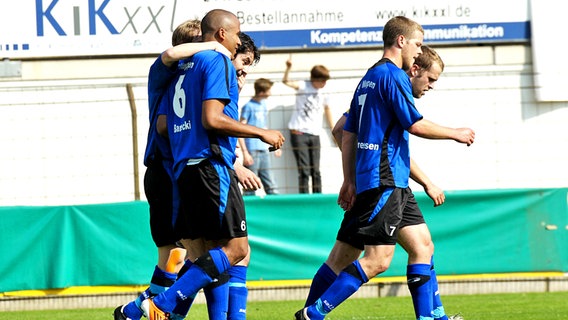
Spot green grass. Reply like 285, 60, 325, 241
1, 291, 567, 319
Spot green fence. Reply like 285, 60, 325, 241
1, 188, 567, 293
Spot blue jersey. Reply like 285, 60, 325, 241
344, 58, 423, 193
240, 99, 268, 152
164, 50, 240, 179
143, 55, 176, 168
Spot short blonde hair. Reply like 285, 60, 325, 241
171, 19, 201, 46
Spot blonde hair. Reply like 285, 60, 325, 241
171, 19, 201, 46
382, 16, 424, 48
414, 45, 445, 72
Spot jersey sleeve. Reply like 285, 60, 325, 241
157, 94, 168, 116
389, 72, 423, 129
148, 55, 176, 95
202, 52, 234, 103
344, 93, 359, 133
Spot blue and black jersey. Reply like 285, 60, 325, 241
144, 55, 177, 168
344, 58, 423, 194
163, 50, 240, 180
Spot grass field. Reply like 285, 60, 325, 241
0, 291, 567, 320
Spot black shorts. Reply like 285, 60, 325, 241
175, 159, 247, 241
144, 163, 178, 247
337, 187, 423, 250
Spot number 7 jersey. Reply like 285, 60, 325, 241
344, 58, 423, 194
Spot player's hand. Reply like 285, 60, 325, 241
234, 162, 262, 191
243, 152, 254, 167
236, 69, 247, 92
454, 128, 475, 146
261, 129, 285, 150
338, 180, 356, 211
424, 183, 445, 207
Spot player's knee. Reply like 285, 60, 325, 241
407, 241, 434, 261
228, 241, 249, 264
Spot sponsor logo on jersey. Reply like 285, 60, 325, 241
357, 141, 380, 150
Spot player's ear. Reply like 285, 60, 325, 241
216, 27, 226, 41
410, 65, 419, 77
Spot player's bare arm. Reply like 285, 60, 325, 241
410, 158, 445, 207
202, 99, 285, 149
161, 41, 231, 67
332, 114, 347, 150
408, 118, 475, 146
338, 130, 358, 211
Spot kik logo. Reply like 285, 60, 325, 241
36, 0, 167, 36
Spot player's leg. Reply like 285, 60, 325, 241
304, 240, 361, 306
298, 187, 403, 319
167, 239, 204, 320
146, 160, 249, 318
300, 244, 394, 320
304, 191, 368, 307
398, 223, 434, 320
116, 166, 180, 320
227, 246, 250, 320
203, 271, 230, 320
430, 255, 453, 320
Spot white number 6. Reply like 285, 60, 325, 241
173, 75, 186, 119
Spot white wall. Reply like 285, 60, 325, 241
1, 44, 566, 206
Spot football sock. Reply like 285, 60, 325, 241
123, 265, 177, 319
204, 272, 230, 320
305, 263, 337, 307
430, 256, 448, 320
407, 263, 434, 320
153, 248, 230, 313
171, 260, 197, 318
306, 260, 368, 320
228, 265, 248, 320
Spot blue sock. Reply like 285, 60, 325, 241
306, 261, 368, 320
228, 265, 248, 320
171, 260, 197, 319
153, 248, 230, 313
407, 263, 434, 320
305, 263, 337, 307
430, 256, 448, 320
204, 272, 230, 320
123, 265, 176, 320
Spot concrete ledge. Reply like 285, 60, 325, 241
1, 276, 567, 311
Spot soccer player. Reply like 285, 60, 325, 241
113, 19, 233, 320
143, 9, 284, 320
295, 16, 475, 320
152, 32, 262, 320
310, 46, 464, 320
